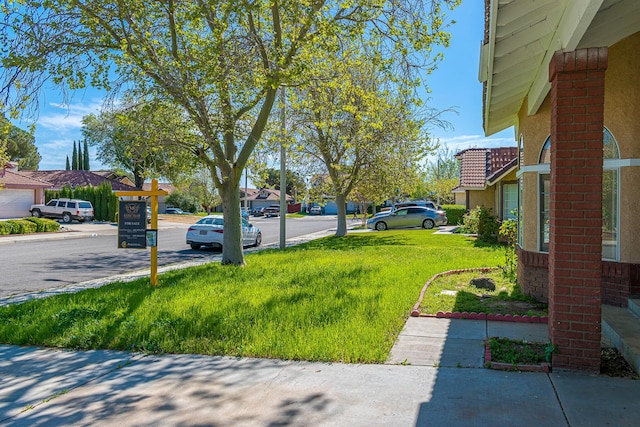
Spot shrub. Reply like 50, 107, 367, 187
6, 219, 37, 234
165, 190, 201, 214
24, 217, 60, 232
0, 222, 13, 235
499, 218, 518, 281
442, 204, 466, 225
461, 206, 499, 243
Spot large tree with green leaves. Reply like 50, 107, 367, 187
414, 145, 460, 204
0, 115, 40, 170
82, 96, 198, 188
1, 0, 459, 265
286, 40, 449, 236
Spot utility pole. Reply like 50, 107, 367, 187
279, 86, 287, 249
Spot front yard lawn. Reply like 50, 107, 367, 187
0, 231, 504, 363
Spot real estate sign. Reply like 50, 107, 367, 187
118, 200, 147, 249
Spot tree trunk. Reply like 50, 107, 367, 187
220, 177, 244, 265
335, 193, 347, 237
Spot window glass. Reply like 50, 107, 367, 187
603, 127, 619, 159
46, 200, 57, 207
58, 201, 67, 208
67, 202, 76, 209
539, 136, 551, 164
503, 184, 518, 220
396, 209, 408, 216
537, 128, 620, 259
602, 170, 618, 260
79, 202, 92, 209
540, 174, 550, 252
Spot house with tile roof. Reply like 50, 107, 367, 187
239, 187, 293, 213
453, 147, 518, 220
19, 170, 138, 194
480, 0, 640, 373
0, 163, 52, 219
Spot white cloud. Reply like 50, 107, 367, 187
431, 130, 516, 152
36, 98, 104, 131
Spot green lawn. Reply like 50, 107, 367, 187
0, 231, 504, 363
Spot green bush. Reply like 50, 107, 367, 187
24, 217, 61, 232
442, 204, 466, 225
0, 222, 13, 235
461, 206, 499, 243
6, 219, 37, 234
165, 190, 201, 214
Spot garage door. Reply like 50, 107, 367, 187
0, 189, 34, 219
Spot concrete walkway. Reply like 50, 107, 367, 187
2, 317, 640, 426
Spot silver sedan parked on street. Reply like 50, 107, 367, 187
186, 215, 262, 250
367, 206, 447, 231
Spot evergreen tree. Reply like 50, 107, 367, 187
65, 156, 70, 170
71, 141, 78, 170
77, 141, 84, 170
83, 139, 90, 170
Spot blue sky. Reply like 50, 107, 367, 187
12, 1, 515, 171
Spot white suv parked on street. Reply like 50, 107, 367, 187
30, 198, 94, 223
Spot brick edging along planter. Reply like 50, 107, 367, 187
410, 267, 548, 324
484, 339, 551, 373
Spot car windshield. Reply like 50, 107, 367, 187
197, 217, 224, 226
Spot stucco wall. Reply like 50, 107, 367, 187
467, 189, 494, 214
604, 32, 640, 263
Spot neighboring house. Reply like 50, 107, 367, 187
142, 182, 176, 213
19, 170, 138, 204
480, 0, 640, 373
92, 171, 136, 188
453, 147, 518, 220
239, 188, 293, 212
0, 163, 51, 219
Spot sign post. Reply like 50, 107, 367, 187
115, 179, 168, 286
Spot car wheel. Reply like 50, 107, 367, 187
254, 232, 262, 247
62, 212, 72, 223
422, 219, 435, 229
375, 221, 387, 231
190, 243, 202, 250
31, 209, 41, 218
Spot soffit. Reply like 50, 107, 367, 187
481, 0, 640, 136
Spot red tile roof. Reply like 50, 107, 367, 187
18, 170, 138, 191
0, 170, 52, 188
456, 147, 517, 188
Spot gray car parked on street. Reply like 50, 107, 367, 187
367, 206, 447, 231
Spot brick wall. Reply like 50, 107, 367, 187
517, 247, 549, 303
547, 47, 607, 373
518, 248, 640, 308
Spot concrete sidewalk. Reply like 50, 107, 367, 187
2, 317, 640, 426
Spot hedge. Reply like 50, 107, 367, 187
0, 218, 61, 235
23, 217, 61, 233
442, 204, 466, 226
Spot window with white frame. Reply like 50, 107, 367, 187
503, 183, 518, 220
537, 129, 620, 259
